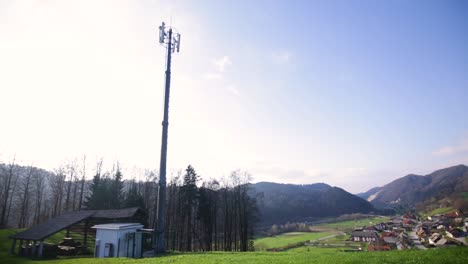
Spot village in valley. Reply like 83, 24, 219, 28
348, 211, 467, 251
252, 207, 468, 255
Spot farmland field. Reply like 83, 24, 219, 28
253, 216, 390, 252
462, 192, 468, 200
2, 241, 468, 264
254, 232, 333, 250
313, 216, 390, 232
418, 207, 458, 219
2, 216, 468, 264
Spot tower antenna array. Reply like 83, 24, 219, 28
154, 21, 181, 254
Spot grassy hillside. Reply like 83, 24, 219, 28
0, 229, 94, 264
424, 207, 456, 216
254, 232, 332, 250
0, 229, 26, 264
2, 229, 468, 264
314, 216, 390, 232
4, 247, 468, 264
253, 216, 391, 251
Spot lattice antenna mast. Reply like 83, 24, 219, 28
154, 21, 181, 254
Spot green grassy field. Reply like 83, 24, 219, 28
3, 245, 468, 264
0, 229, 95, 264
0, 217, 468, 264
314, 216, 390, 233
461, 192, 468, 200
253, 216, 387, 251
254, 232, 333, 250
421, 207, 456, 218
44, 230, 93, 245
2, 218, 468, 264
317, 234, 348, 243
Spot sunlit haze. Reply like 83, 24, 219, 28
1, 0, 467, 193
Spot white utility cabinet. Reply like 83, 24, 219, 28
92, 223, 143, 258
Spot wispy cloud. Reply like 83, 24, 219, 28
204, 73, 222, 80
204, 55, 232, 80
271, 50, 293, 64
249, 162, 403, 193
204, 56, 240, 95
250, 165, 328, 184
214, 56, 232, 72
432, 136, 468, 156
226, 85, 240, 96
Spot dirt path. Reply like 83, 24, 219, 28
307, 232, 346, 243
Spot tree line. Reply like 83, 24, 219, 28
0, 157, 164, 230
164, 165, 257, 251
0, 158, 258, 252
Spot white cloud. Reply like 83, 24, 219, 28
204, 73, 223, 80
248, 162, 405, 193
271, 50, 292, 64
432, 137, 468, 156
214, 56, 232, 72
204, 55, 232, 80
226, 85, 240, 96
204, 56, 240, 95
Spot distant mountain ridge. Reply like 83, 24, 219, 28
357, 165, 468, 208
251, 182, 376, 225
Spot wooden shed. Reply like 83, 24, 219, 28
9, 207, 145, 258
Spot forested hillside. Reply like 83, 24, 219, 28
251, 182, 375, 225
358, 165, 468, 210
1, 160, 379, 234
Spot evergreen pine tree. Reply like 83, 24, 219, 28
124, 180, 145, 208
111, 169, 124, 209
84, 173, 102, 209
181, 165, 199, 251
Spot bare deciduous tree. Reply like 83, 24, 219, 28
78, 155, 86, 210
33, 169, 46, 225
18, 166, 34, 228
0, 157, 16, 227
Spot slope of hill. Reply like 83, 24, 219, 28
251, 182, 376, 224
358, 165, 468, 209
1, 229, 468, 264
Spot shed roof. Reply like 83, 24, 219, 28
351, 231, 379, 238
383, 236, 399, 244
92, 207, 141, 219
11, 211, 95, 241
92, 223, 143, 230
10, 207, 143, 241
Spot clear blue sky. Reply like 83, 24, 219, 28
1, 0, 467, 192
